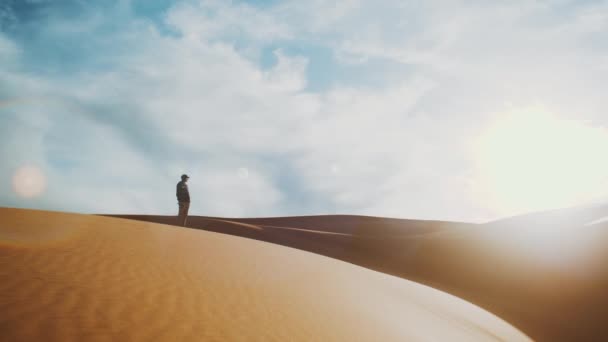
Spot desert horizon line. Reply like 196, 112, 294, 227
4, 202, 608, 226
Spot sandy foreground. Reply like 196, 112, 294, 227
0, 208, 529, 341
115, 210, 608, 342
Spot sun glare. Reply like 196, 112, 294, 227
12, 165, 47, 199
474, 107, 608, 217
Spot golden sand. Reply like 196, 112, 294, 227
0, 208, 529, 341
116, 213, 608, 341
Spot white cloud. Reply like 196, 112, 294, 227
0, 11, 296, 216
188, 164, 282, 217
166, 0, 292, 42
263, 49, 308, 92
0, 33, 19, 65
2, 0, 608, 221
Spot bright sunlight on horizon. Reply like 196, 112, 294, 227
474, 106, 608, 218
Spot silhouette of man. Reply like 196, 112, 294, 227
176, 174, 190, 226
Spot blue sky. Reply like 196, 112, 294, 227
2, 0, 608, 222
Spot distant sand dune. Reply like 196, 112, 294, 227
113, 212, 608, 342
0, 208, 528, 341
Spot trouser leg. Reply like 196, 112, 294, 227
178, 202, 190, 227
182, 202, 189, 226
178, 202, 185, 226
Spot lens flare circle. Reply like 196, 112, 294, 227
237, 167, 249, 179
12, 165, 47, 199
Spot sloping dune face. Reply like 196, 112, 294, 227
0, 208, 529, 341
115, 213, 608, 341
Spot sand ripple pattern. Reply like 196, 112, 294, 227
0, 209, 529, 341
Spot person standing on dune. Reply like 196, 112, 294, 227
176, 174, 190, 226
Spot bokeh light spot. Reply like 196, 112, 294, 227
12, 165, 47, 199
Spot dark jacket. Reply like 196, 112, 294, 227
176, 180, 190, 203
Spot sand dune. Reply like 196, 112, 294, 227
114, 210, 608, 342
0, 208, 528, 341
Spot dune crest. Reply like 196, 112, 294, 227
114, 211, 608, 341
0, 208, 529, 341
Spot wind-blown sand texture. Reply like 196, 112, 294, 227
0, 208, 529, 341
115, 207, 608, 342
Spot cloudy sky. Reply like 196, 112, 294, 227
1, 0, 608, 222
